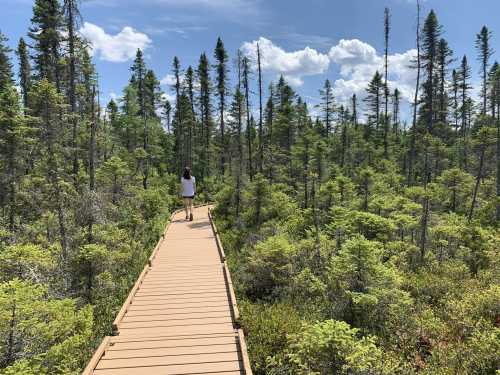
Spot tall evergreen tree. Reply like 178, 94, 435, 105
351, 93, 358, 129
383, 7, 391, 158
0, 32, 14, 92
319, 79, 334, 136
475, 26, 493, 115
242, 55, 253, 180
257, 42, 264, 173
131, 49, 149, 188
408, 0, 422, 185
392, 88, 400, 133
197, 53, 212, 178
63, 0, 82, 176
214, 37, 229, 174
458, 55, 472, 169
29, 0, 63, 89
172, 56, 184, 171
364, 71, 383, 138
420, 9, 442, 134
436, 38, 453, 125
16, 38, 31, 110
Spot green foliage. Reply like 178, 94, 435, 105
285, 319, 382, 374
0, 279, 93, 373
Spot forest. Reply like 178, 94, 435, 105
0, 0, 498, 374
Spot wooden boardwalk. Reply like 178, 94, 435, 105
83, 206, 252, 375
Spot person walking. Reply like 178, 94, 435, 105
181, 167, 196, 221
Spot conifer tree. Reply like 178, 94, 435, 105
436, 38, 453, 125
458, 55, 472, 168
351, 94, 358, 129
383, 7, 391, 158
63, 0, 81, 176
475, 26, 493, 115
408, 0, 421, 185
172, 56, 184, 171
319, 79, 334, 136
214, 37, 229, 174
242, 55, 253, 180
421, 9, 442, 134
392, 88, 400, 133
364, 71, 383, 137
163, 98, 172, 132
197, 53, 212, 178
0, 32, 13, 92
451, 69, 460, 133
232, 51, 244, 217
31, 80, 68, 255
29, 0, 63, 90
185, 65, 195, 115
131, 49, 149, 188
16, 38, 31, 111
257, 42, 264, 173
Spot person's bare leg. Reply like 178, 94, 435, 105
183, 198, 189, 219
189, 198, 194, 221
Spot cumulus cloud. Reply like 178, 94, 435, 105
241, 37, 416, 102
328, 39, 417, 105
160, 73, 187, 87
241, 37, 330, 87
79, 22, 152, 62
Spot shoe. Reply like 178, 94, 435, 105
185, 215, 189, 220
189, 213, 193, 221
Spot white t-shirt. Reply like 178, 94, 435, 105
181, 176, 196, 197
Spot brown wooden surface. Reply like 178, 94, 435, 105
83, 206, 252, 375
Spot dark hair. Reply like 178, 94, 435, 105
183, 167, 191, 180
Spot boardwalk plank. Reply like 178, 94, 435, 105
83, 206, 251, 375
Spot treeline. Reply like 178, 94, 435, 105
210, 5, 500, 375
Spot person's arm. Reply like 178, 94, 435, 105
193, 177, 196, 196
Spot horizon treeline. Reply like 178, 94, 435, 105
0, 0, 499, 374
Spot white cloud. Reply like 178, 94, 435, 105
79, 22, 152, 62
328, 38, 417, 106
241, 37, 330, 87
160, 73, 182, 86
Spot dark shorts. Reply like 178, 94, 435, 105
183, 195, 195, 199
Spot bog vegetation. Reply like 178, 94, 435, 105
0, 0, 498, 374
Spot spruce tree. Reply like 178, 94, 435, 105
392, 88, 400, 133
383, 7, 391, 158
242, 55, 253, 180
29, 0, 63, 89
364, 71, 383, 138
436, 38, 453, 125
163, 98, 172, 132
196, 53, 212, 178
63, 0, 82, 177
458, 55, 472, 169
16, 38, 31, 111
319, 79, 334, 136
0, 32, 14, 92
475, 26, 493, 115
172, 56, 184, 171
257, 42, 264, 173
214, 37, 229, 174
351, 94, 358, 129
408, 0, 422, 185
421, 9, 442, 134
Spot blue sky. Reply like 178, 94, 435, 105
2, 0, 499, 121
